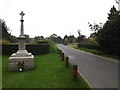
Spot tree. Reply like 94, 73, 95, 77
88, 22, 103, 38
67, 35, 75, 43
107, 6, 118, 21
63, 35, 68, 44
78, 29, 81, 37
77, 35, 86, 43
76, 30, 86, 43
1, 19, 10, 41
24, 34, 30, 43
96, 6, 120, 55
97, 15, 120, 55
50, 34, 63, 43
0, 19, 18, 43
56, 36, 63, 43
63, 35, 76, 44
34, 36, 44, 43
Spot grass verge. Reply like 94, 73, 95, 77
2, 53, 90, 88
68, 44, 120, 60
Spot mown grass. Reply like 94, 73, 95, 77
2, 53, 90, 88
68, 44, 120, 60
0, 55, 2, 89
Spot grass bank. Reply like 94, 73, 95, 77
68, 44, 120, 60
2, 53, 90, 88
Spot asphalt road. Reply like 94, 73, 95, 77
57, 44, 119, 88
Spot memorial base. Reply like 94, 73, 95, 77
8, 50, 34, 71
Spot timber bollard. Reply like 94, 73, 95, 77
62, 53, 64, 61
73, 65, 78, 81
66, 57, 69, 68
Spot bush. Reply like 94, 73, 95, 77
2, 44, 18, 55
46, 40, 58, 53
26, 44, 49, 55
78, 43, 100, 49
37, 40, 48, 44
2, 43, 49, 55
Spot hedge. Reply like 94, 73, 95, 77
37, 40, 48, 44
2, 44, 49, 55
78, 43, 100, 50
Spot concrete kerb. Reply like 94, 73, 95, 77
61, 51, 92, 88
58, 45, 92, 88
69, 60, 92, 88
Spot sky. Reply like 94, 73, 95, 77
0, 0, 118, 38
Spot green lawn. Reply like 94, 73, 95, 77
2, 53, 90, 88
0, 55, 2, 89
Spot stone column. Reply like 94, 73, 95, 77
8, 11, 34, 71
20, 11, 25, 36
18, 11, 26, 51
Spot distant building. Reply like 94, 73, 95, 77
30, 38, 35, 43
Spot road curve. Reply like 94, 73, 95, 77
57, 44, 119, 88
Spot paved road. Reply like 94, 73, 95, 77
57, 44, 119, 88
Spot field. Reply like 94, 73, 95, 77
2, 53, 90, 88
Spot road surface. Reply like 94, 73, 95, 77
57, 44, 119, 88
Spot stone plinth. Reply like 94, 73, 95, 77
8, 36, 34, 71
8, 52, 34, 71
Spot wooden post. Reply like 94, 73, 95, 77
62, 53, 64, 61
73, 65, 78, 81
66, 57, 69, 68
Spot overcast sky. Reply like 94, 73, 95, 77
0, 0, 118, 38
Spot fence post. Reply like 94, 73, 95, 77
66, 57, 69, 68
62, 53, 64, 61
73, 65, 78, 81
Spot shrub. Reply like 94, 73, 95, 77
26, 44, 49, 55
45, 40, 59, 53
2, 43, 49, 55
37, 40, 48, 44
78, 42, 100, 50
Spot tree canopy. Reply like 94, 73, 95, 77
0, 19, 18, 43
88, 6, 120, 56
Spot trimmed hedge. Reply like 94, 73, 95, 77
26, 44, 49, 55
2, 44, 49, 55
37, 40, 48, 44
78, 43, 100, 50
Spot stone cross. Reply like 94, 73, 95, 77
20, 11, 25, 20
20, 11, 25, 36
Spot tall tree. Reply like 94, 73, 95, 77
50, 34, 63, 43
107, 5, 118, 21
97, 6, 120, 55
63, 35, 68, 44
0, 19, 18, 43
